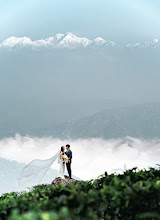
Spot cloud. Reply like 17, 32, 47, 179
0, 134, 160, 180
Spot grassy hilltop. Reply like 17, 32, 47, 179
0, 168, 160, 220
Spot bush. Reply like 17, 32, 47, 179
0, 168, 160, 219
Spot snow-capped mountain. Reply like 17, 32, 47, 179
126, 39, 159, 48
57, 32, 92, 48
92, 37, 116, 47
0, 32, 116, 49
1, 33, 160, 49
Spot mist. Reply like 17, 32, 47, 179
0, 48, 160, 138
0, 134, 160, 180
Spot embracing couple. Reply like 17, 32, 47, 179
59, 144, 72, 179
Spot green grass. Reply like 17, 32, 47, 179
0, 167, 160, 220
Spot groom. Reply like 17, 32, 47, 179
66, 144, 72, 179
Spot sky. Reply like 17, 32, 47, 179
0, 0, 160, 43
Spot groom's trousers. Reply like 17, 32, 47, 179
66, 163, 72, 178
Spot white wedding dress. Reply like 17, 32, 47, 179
19, 151, 61, 187
59, 156, 65, 179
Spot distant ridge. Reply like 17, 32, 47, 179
46, 103, 160, 139
0, 32, 159, 49
0, 32, 116, 49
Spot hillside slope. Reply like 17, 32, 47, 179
0, 168, 160, 219
49, 103, 160, 139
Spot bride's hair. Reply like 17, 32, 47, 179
61, 146, 64, 152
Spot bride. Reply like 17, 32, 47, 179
59, 146, 68, 179
18, 146, 68, 187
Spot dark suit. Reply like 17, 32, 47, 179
66, 149, 72, 178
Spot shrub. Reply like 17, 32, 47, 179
0, 168, 160, 219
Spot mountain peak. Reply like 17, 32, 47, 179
56, 33, 64, 40
1, 36, 32, 47
0, 34, 159, 49
93, 37, 106, 45
153, 38, 158, 43
58, 32, 92, 48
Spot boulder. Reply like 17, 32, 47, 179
51, 175, 77, 187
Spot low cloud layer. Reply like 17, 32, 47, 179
0, 134, 160, 180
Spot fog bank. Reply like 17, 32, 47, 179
0, 134, 160, 180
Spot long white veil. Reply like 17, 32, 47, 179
18, 151, 60, 187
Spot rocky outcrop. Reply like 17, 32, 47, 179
51, 175, 77, 188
